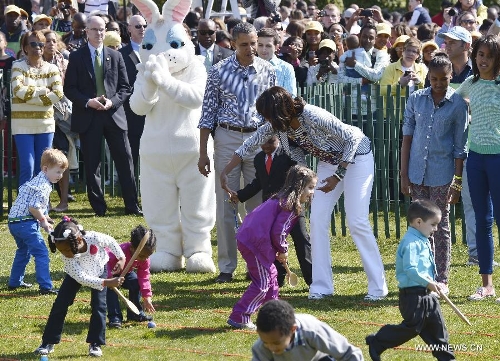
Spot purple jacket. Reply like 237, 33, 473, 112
237, 198, 298, 267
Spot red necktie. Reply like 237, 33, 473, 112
266, 154, 272, 174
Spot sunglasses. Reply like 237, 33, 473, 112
461, 19, 476, 25
199, 30, 215, 36
134, 24, 147, 29
29, 41, 45, 48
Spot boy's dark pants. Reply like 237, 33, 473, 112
370, 286, 455, 361
107, 271, 143, 322
42, 269, 107, 346
274, 213, 312, 286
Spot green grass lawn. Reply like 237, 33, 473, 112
0, 192, 499, 360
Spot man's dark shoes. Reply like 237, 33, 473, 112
125, 208, 143, 216
8, 281, 32, 290
215, 272, 233, 283
366, 334, 382, 361
40, 288, 59, 295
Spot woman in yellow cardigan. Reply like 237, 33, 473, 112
380, 37, 427, 99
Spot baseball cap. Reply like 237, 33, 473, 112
471, 30, 482, 41
34, 14, 53, 26
437, 26, 472, 44
104, 31, 122, 47
304, 21, 323, 33
376, 23, 391, 36
343, 8, 355, 19
318, 39, 336, 52
393, 35, 410, 48
19, 8, 29, 18
4, 5, 21, 16
421, 40, 439, 52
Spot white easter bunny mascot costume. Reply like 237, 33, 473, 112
130, 0, 216, 273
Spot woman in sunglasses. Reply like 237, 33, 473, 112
10, 30, 63, 187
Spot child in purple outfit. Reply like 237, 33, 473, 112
228, 165, 317, 330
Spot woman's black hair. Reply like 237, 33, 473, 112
130, 225, 157, 253
255, 86, 305, 132
471, 35, 500, 83
48, 216, 86, 254
428, 52, 452, 74
273, 165, 316, 215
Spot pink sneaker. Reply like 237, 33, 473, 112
468, 287, 495, 301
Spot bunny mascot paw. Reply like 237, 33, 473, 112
130, 0, 215, 274
136, 60, 159, 101
150, 54, 173, 89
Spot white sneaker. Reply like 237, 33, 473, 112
89, 343, 102, 357
308, 293, 331, 300
364, 294, 387, 301
227, 319, 256, 331
34, 344, 54, 355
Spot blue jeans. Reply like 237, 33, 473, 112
8, 220, 53, 290
14, 132, 54, 187
106, 271, 144, 322
42, 270, 107, 346
466, 151, 500, 274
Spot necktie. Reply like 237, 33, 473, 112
94, 49, 105, 96
204, 50, 212, 73
266, 154, 272, 174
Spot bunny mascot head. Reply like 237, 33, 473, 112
134, 0, 194, 74
130, 0, 216, 273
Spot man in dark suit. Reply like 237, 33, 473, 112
64, 15, 141, 216
231, 136, 313, 287
119, 14, 146, 176
194, 18, 233, 72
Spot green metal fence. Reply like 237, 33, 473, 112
1, 77, 466, 243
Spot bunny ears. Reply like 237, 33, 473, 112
48, 216, 84, 243
131, 0, 192, 25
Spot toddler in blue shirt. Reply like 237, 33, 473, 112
366, 199, 455, 361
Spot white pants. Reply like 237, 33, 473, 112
309, 154, 388, 297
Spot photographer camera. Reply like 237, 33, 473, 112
306, 39, 338, 85
50, 0, 76, 33
344, 8, 383, 33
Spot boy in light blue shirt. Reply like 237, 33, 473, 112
366, 199, 456, 361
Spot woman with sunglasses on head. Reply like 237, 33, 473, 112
10, 30, 63, 187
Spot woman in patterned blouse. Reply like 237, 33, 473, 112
220, 86, 388, 301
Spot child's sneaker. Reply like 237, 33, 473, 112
34, 343, 54, 355
227, 318, 257, 331
468, 286, 495, 301
89, 343, 102, 357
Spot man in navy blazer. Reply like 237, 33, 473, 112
232, 136, 313, 287
64, 15, 141, 216
119, 14, 146, 176
194, 19, 233, 70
